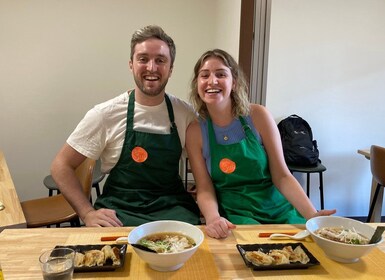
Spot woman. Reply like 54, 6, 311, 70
186, 49, 336, 238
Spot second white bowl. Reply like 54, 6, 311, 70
306, 216, 383, 263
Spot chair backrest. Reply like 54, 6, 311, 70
370, 145, 385, 186
20, 158, 96, 228
75, 158, 96, 199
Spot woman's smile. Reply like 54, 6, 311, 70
205, 88, 222, 95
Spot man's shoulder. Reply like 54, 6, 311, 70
166, 93, 194, 112
166, 93, 197, 130
82, 92, 128, 125
96, 91, 128, 106
93, 92, 128, 113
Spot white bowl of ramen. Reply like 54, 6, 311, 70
306, 216, 383, 263
128, 220, 204, 271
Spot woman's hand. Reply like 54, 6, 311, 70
311, 209, 337, 219
205, 217, 236, 239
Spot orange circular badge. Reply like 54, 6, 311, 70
131, 146, 148, 163
219, 158, 236, 174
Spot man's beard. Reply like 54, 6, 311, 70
134, 76, 168, 97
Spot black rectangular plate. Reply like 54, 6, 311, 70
236, 242, 319, 271
55, 244, 127, 272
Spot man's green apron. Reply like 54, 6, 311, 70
94, 91, 200, 226
208, 116, 305, 224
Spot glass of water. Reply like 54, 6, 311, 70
39, 247, 75, 280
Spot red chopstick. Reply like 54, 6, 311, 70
101, 236, 126, 241
258, 232, 297, 238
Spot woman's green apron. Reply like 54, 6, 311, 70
94, 91, 200, 226
207, 116, 305, 224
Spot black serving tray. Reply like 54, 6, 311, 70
55, 244, 127, 272
236, 242, 319, 271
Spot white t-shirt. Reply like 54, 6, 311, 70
67, 91, 196, 173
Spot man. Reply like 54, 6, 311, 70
51, 25, 200, 227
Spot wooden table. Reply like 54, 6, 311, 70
0, 224, 385, 279
0, 150, 26, 231
358, 148, 384, 222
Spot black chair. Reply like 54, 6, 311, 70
184, 157, 196, 199
287, 161, 326, 210
366, 145, 385, 222
44, 158, 105, 203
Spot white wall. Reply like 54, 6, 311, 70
267, 0, 385, 216
0, 0, 240, 201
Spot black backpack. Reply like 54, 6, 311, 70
277, 114, 320, 166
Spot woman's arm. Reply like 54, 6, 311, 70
250, 105, 336, 219
186, 120, 236, 238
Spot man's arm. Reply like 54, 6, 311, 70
51, 144, 123, 227
51, 144, 95, 221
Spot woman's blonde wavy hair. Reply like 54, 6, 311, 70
189, 49, 250, 119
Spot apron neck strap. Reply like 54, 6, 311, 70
164, 94, 177, 130
239, 116, 252, 135
127, 90, 176, 130
127, 90, 135, 130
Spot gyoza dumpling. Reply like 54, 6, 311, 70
245, 250, 274, 266
269, 251, 290, 265
101, 245, 121, 266
84, 249, 105, 267
271, 248, 291, 259
293, 246, 310, 264
74, 252, 85, 267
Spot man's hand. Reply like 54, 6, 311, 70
83, 208, 123, 227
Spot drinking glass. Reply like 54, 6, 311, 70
39, 247, 75, 280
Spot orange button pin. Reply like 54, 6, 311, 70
131, 146, 148, 163
219, 158, 236, 174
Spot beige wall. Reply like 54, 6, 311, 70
0, 0, 241, 201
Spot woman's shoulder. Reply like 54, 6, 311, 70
249, 103, 268, 114
187, 118, 202, 133
186, 118, 203, 148
248, 104, 276, 134
249, 104, 271, 121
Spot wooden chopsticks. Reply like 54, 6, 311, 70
100, 236, 126, 241
258, 232, 297, 238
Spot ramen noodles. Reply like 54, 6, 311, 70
315, 227, 369, 245
138, 232, 196, 253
